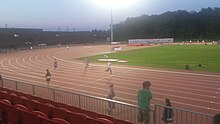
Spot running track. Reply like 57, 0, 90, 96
0, 45, 219, 115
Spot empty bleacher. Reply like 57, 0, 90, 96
0, 77, 214, 124
0, 86, 134, 124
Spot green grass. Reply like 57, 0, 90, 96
77, 45, 220, 73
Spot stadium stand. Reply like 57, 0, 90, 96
0, 78, 213, 124
0, 86, 134, 124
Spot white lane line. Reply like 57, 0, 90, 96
1, 57, 12, 72
1, 50, 220, 113
3, 62, 219, 108
3, 53, 220, 102
9, 58, 23, 70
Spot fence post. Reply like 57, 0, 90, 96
154, 105, 157, 124
33, 85, 35, 95
78, 95, 81, 108
53, 89, 56, 101
15, 81, 18, 91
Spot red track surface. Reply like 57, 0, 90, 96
0, 45, 219, 115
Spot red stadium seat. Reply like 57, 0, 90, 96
36, 103, 53, 117
68, 105, 82, 113
32, 110, 47, 117
15, 104, 28, 111
97, 118, 113, 124
0, 99, 11, 104
87, 117, 104, 124
19, 109, 41, 124
24, 99, 40, 111
98, 114, 116, 124
50, 106, 69, 119
0, 91, 6, 99
4, 103, 21, 124
67, 111, 88, 124
82, 109, 98, 118
14, 95, 28, 105
38, 115, 58, 124
2, 88, 17, 95
53, 118, 71, 124
32, 96, 45, 103
0, 99, 11, 123
3, 93, 15, 103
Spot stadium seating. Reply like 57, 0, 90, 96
38, 115, 58, 124
0, 99, 11, 123
98, 114, 116, 124
67, 112, 88, 124
53, 117, 71, 124
19, 109, 41, 124
14, 95, 28, 105
88, 117, 107, 124
97, 118, 114, 124
36, 102, 53, 117
68, 105, 82, 113
3, 92, 16, 103
24, 99, 40, 111
32, 110, 47, 117
82, 109, 99, 118
4, 102, 21, 124
0, 87, 135, 124
15, 104, 28, 111
50, 106, 69, 119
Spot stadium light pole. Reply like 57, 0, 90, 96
110, 6, 113, 43
14, 34, 19, 50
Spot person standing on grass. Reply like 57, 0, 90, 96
137, 80, 153, 124
53, 59, 58, 70
162, 99, 174, 123
105, 61, 112, 75
106, 84, 115, 115
45, 69, 51, 86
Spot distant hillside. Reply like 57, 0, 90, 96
113, 7, 220, 41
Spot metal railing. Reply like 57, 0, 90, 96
0, 77, 214, 124
0, 77, 155, 124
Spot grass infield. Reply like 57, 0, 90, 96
78, 44, 220, 73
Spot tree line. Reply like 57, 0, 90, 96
111, 7, 220, 42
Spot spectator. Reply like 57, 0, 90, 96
106, 84, 115, 115
137, 80, 153, 124
162, 99, 174, 123
214, 113, 220, 124
45, 69, 51, 86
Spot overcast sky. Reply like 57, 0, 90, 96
0, 0, 220, 31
